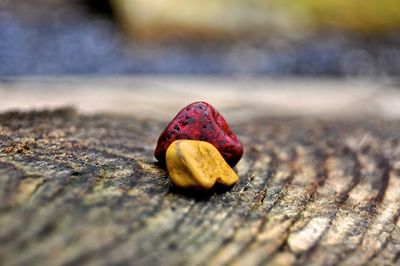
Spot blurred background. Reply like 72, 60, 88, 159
1, 0, 400, 77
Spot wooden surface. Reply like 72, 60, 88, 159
1, 78, 400, 266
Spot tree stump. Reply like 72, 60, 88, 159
1, 105, 399, 266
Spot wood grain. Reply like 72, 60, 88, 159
0, 105, 399, 266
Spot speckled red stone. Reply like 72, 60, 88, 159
155, 101, 243, 166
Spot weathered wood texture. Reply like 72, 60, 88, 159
1, 108, 400, 266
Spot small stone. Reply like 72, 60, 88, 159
166, 140, 239, 189
155, 101, 243, 166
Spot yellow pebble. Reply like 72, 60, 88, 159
166, 140, 239, 189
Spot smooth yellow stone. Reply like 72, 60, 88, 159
166, 140, 239, 189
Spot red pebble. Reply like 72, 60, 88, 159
155, 101, 243, 166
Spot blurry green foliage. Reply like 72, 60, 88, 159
113, 0, 400, 40
287, 0, 400, 32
